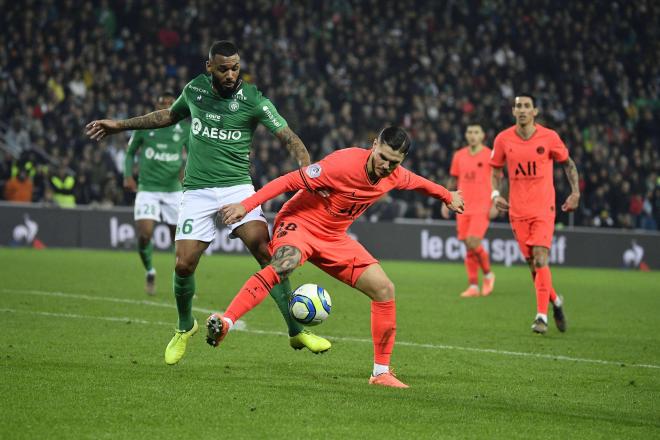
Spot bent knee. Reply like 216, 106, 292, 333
465, 237, 480, 249
373, 280, 395, 301
175, 256, 198, 276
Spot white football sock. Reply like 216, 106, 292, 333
469, 284, 479, 290
535, 313, 548, 324
553, 296, 563, 307
147, 268, 156, 275
373, 363, 389, 376
484, 272, 494, 279
223, 317, 234, 330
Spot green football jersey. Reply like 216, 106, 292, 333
169, 74, 288, 189
124, 121, 189, 192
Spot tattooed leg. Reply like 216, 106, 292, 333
270, 245, 302, 279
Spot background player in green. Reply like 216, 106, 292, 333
86, 40, 330, 364
123, 91, 189, 295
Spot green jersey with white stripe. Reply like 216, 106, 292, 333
170, 74, 288, 190
124, 121, 189, 192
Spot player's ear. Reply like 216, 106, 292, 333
205, 60, 211, 73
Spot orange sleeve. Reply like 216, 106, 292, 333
396, 168, 452, 203
550, 132, 569, 163
241, 159, 336, 212
241, 170, 305, 213
490, 134, 506, 168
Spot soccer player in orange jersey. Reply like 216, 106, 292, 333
207, 126, 464, 388
490, 94, 580, 334
442, 123, 496, 298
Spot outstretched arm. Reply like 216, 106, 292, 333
275, 127, 311, 167
561, 157, 580, 212
399, 170, 464, 213
86, 109, 185, 141
490, 167, 509, 212
220, 169, 309, 224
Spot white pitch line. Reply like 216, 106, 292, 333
0, 288, 217, 314
2, 288, 659, 370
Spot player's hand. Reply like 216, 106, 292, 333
493, 196, 509, 212
561, 192, 580, 212
446, 190, 464, 214
440, 203, 451, 219
85, 119, 123, 141
220, 203, 247, 225
123, 176, 137, 192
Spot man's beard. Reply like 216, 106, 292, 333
213, 76, 242, 98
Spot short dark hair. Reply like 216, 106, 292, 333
466, 122, 483, 129
209, 40, 239, 59
515, 93, 536, 107
378, 126, 411, 154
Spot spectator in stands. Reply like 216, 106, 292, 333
0, 0, 657, 230
50, 164, 76, 208
3, 168, 33, 203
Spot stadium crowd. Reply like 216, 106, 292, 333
1, 0, 658, 230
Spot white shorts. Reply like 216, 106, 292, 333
134, 191, 183, 225
175, 185, 267, 243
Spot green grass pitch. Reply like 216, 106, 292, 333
1, 248, 658, 439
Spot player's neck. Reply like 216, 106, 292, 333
468, 144, 483, 155
365, 156, 379, 184
515, 122, 537, 140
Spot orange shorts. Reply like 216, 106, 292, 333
510, 216, 555, 259
268, 216, 378, 287
456, 213, 490, 241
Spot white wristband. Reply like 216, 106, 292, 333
491, 190, 500, 200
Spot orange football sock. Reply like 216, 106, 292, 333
534, 266, 553, 315
473, 245, 491, 274
549, 287, 558, 303
465, 250, 479, 285
223, 266, 281, 323
371, 300, 396, 365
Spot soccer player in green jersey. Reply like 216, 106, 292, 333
123, 91, 189, 295
86, 41, 331, 364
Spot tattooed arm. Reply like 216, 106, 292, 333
274, 127, 311, 167
86, 109, 185, 141
561, 157, 580, 212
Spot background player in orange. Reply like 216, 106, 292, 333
208, 126, 464, 388
442, 123, 496, 298
490, 94, 580, 334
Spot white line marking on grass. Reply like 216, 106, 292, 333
0, 308, 172, 326
0, 288, 216, 314
0, 288, 248, 330
3, 288, 659, 370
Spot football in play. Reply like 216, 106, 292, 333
288, 284, 332, 326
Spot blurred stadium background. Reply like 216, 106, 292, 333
1, 0, 658, 231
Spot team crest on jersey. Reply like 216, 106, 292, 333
537, 146, 545, 154
306, 163, 322, 178
173, 134, 181, 142
229, 101, 239, 112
